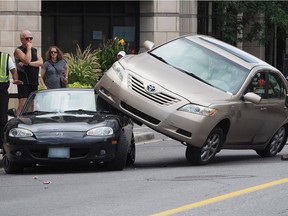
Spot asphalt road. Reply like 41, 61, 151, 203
1, 128, 288, 216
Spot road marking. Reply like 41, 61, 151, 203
150, 178, 288, 216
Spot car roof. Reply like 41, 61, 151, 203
183, 35, 278, 71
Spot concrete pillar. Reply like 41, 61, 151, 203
139, 0, 198, 48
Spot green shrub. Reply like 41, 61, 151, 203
98, 37, 128, 72
64, 44, 102, 87
67, 82, 92, 88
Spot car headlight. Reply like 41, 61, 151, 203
87, 127, 114, 136
178, 104, 217, 116
112, 62, 125, 81
9, 128, 33, 137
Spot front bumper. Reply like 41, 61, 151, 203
4, 133, 119, 165
96, 71, 219, 148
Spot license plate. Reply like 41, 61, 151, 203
48, 148, 70, 158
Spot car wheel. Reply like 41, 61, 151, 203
126, 134, 136, 165
3, 154, 24, 174
106, 132, 129, 171
256, 126, 288, 157
186, 126, 223, 165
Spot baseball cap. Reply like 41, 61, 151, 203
117, 51, 126, 57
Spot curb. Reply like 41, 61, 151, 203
134, 132, 155, 143
0, 132, 154, 168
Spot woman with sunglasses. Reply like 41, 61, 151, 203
40, 46, 69, 89
14, 30, 43, 116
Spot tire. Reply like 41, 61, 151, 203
186, 127, 223, 165
126, 134, 136, 165
3, 154, 24, 174
106, 132, 129, 171
256, 125, 288, 157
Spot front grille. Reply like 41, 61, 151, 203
128, 75, 180, 105
30, 148, 89, 159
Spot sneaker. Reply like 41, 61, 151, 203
281, 154, 288, 160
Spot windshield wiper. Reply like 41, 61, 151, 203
64, 109, 97, 114
149, 52, 168, 64
173, 66, 213, 87
22, 110, 55, 115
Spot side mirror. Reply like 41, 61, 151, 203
7, 108, 17, 117
243, 92, 261, 104
143, 40, 155, 51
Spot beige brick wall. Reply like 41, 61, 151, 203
139, 0, 197, 48
0, 0, 41, 109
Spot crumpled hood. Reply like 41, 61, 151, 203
121, 53, 232, 106
16, 113, 115, 132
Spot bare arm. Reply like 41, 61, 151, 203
14, 43, 32, 65
64, 63, 69, 78
29, 52, 43, 68
10, 68, 23, 85
14, 42, 43, 67
40, 67, 47, 89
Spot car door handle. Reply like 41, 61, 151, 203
260, 107, 267, 111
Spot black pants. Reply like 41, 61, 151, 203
0, 83, 9, 149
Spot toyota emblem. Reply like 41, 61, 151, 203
146, 84, 156, 93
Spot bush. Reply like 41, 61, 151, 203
67, 82, 92, 88
63, 38, 129, 88
98, 37, 128, 72
64, 44, 102, 87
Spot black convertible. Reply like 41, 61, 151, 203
3, 88, 135, 174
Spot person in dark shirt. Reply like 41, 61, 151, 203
14, 30, 43, 116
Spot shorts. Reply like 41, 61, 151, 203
17, 84, 38, 99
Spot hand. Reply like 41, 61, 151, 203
64, 77, 68, 85
13, 80, 24, 85
26, 42, 32, 49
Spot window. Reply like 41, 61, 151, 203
41, 1, 139, 55
247, 72, 286, 99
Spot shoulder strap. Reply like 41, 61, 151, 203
50, 62, 62, 76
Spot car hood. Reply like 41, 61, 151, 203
15, 113, 117, 132
122, 53, 233, 105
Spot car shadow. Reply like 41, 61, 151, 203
2, 153, 283, 174
20, 163, 109, 175
133, 153, 281, 169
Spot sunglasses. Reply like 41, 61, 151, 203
50, 51, 58, 54
24, 37, 33, 41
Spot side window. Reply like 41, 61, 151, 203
247, 72, 266, 97
247, 72, 286, 99
267, 73, 286, 99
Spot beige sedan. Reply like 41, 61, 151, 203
95, 35, 288, 165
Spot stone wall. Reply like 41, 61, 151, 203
139, 0, 197, 48
0, 0, 41, 109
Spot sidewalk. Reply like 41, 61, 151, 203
0, 131, 154, 168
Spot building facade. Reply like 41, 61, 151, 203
1, 0, 286, 107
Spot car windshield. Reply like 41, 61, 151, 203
149, 37, 250, 94
21, 90, 109, 115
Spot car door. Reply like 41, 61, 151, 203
227, 71, 287, 145
252, 71, 288, 143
